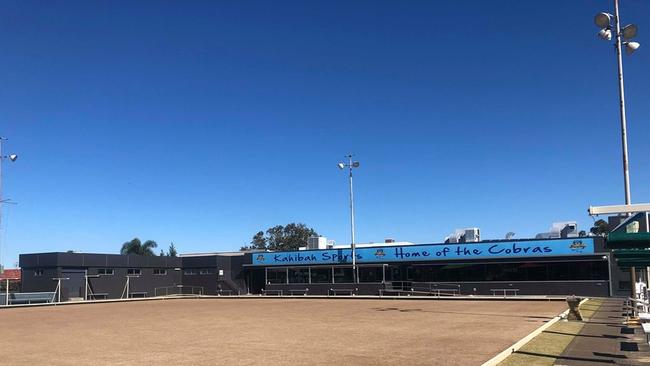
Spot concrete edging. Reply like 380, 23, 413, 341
480, 297, 589, 366
0, 293, 571, 310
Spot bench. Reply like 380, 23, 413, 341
491, 288, 519, 297
129, 292, 147, 298
289, 288, 309, 296
5, 292, 55, 305
642, 323, 650, 344
217, 289, 234, 296
261, 289, 283, 296
91, 293, 109, 300
329, 288, 355, 296
430, 288, 459, 297
379, 283, 411, 297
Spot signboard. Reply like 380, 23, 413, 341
250, 238, 595, 266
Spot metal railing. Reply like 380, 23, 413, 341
154, 285, 204, 297
380, 281, 461, 297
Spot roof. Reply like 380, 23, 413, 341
0, 269, 21, 281
180, 252, 246, 257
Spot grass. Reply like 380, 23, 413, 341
497, 298, 604, 366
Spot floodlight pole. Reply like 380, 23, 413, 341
610, 0, 635, 302
347, 154, 357, 284
613, 0, 632, 207
0, 137, 18, 269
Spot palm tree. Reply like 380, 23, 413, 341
120, 238, 158, 256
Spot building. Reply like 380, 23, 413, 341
19, 236, 627, 301
0, 268, 21, 292
248, 237, 616, 297
20, 252, 182, 300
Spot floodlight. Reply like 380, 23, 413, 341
8, 154, 17, 162
598, 28, 612, 41
352, 161, 360, 168
625, 41, 640, 55
595, 12, 613, 28
337, 163, 345, 169
622, 24, 638, 40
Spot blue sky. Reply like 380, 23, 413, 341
1, 1, 649, 267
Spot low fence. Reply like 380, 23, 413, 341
154, 285, 204, 297
1, 292, 55, 306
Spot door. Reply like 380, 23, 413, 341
61, 270, 85, 301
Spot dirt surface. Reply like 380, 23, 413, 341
0, 298, 567, 366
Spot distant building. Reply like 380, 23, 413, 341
0, 268, 21, 292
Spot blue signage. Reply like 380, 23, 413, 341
250, 238, 595, 266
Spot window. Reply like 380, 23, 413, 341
547, 262, 569, 281
310, 267, 332, 283
333, 267, 353, 283
199, 269, 213, 275
266, 268, 287, 284
358, 267, 383, 283
34, 269, 44, 276
97, 268, 114, 275
127, 269, 141, 276
184, 269, 197, 275
153, 269, 167, 275
288, 268, 309, 283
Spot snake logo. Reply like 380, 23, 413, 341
569, 240, 586, 252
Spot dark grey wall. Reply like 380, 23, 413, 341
20, 253, 182, 300
181, 254, 248, 295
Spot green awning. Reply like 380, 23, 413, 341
607, 232, 650, 249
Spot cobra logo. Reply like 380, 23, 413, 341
374, 249, 386, 258
569, 240, 586, 251
256, 254, 265, 262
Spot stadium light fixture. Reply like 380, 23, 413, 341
598, 28, 613, 41
625, 41, 640, 55
594, 12, 614, 28
622, 24, 638, 40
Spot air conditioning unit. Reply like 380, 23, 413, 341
445, 227, 480, 243
307, 236, 328, 250
464, 228, 480, 242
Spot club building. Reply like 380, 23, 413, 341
18, 235, 630, 301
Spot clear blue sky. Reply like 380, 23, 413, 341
1, 0, 649, 267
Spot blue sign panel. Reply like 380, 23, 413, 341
250, 238, 595, 266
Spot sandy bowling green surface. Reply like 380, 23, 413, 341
0, 298, 567, 365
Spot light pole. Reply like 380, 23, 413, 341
594, 1, 642, 303
594, 1, 641, 206
0, 137, 18, 272
338, 155, 360, 283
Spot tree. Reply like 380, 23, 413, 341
159, 249, 165, 256
168, 242, 178, 257
120, 238, 158, 256
241, 223, 318, 251
590, 219, 610, 237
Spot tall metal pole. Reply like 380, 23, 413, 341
614, 0, 631, 206
612, 0, 636, 301
347, 155, 356, 284
0, 138, 3, 271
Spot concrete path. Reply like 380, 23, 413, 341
555, 298, 650, 366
